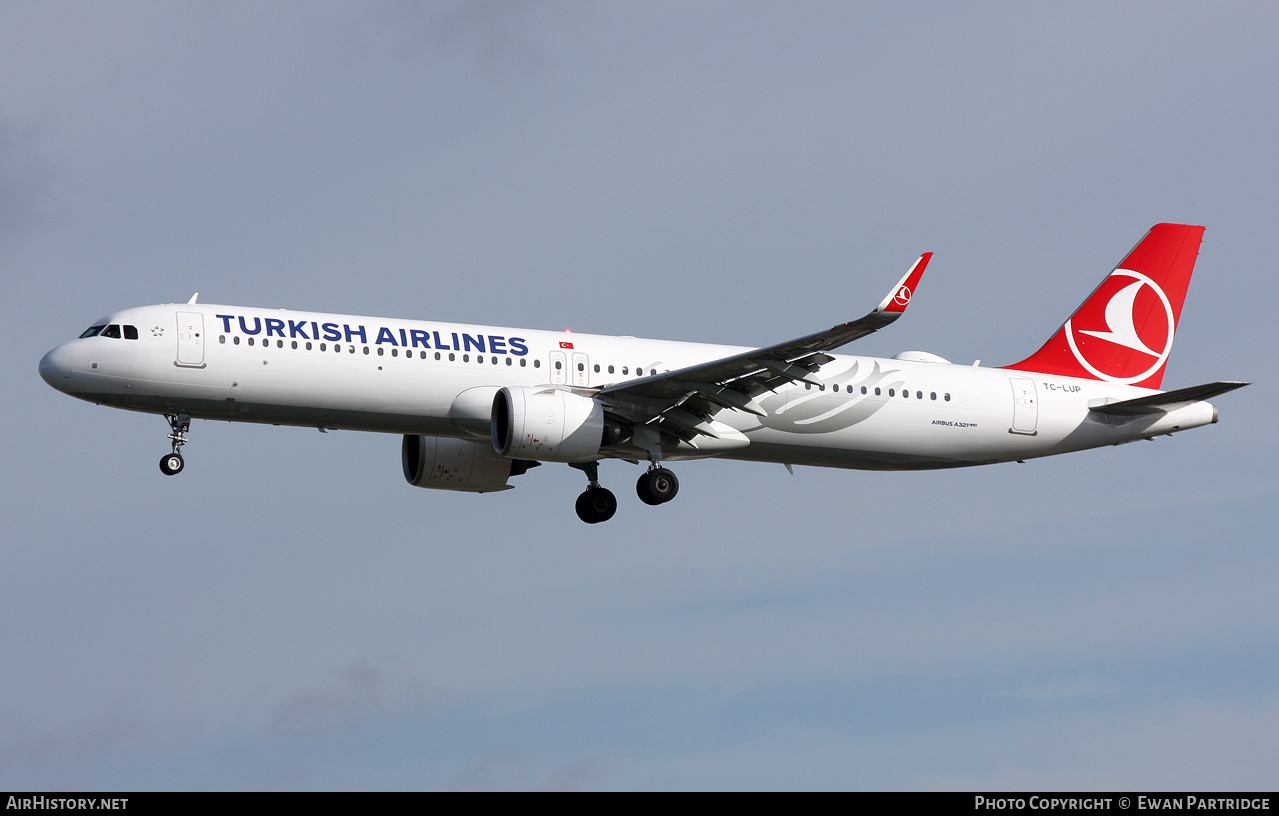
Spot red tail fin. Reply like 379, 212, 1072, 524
1003, 223, 1205, 389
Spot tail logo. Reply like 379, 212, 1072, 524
1064, 269, 1175, 385
893, 285, 912, 307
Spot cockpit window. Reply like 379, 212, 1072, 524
79, 325, 106, 338
101, 324, 122, 339
123, 325, 139, 340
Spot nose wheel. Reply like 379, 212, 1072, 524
160, 414, 191, 476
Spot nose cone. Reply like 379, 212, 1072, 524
39, 344, 73, 391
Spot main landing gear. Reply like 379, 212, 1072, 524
159, 413, 191, 476
571, 461, 680, 523
636, 466, 679, 506
572, 461, 617, 524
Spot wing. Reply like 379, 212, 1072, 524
596, 253, 932, 447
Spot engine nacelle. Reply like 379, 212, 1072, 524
491, 385, 605, 463
402, 434, 534, 493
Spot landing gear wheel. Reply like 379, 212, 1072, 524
636, 467, 679, 505
160, 453, 185, 476
575, 487, 618, 524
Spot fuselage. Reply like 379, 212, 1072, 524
38, 302, 1218, 472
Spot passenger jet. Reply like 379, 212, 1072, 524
39, 224, 1246, 523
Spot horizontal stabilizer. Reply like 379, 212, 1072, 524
1089, 381, 1249, 416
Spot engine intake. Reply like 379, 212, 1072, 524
491, 386, 609, 463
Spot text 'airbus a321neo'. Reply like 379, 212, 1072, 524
40, 224, 1247, 523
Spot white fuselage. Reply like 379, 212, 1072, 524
39, 303, 1217, 471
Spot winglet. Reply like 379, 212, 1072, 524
876, 252, 932, 314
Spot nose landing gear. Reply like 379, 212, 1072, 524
160, 414, 191, 476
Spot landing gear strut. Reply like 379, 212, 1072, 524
636, 465, 679, 506
160, 414, 191, 476
572, 461, 617, 524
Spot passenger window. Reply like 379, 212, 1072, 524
888, 389, 895, 397
622, 367, 628, 375
534, 360, 541, 368
219, 336, 226, 344
806, 383, 811, 390
875, 387, 881, 396
519, 359, 526, 367
916, 391, 923, 399
449, 353, 455, 361
123, 325, 139, 340
248, 337, 255, 346
608, 365, 615, 374
435, 352, 441, 360
555, 361, 562, 370
861, 386, 867, 395
291, 340, 298, 349
102, 325, 122, 339
377, 347, 384, 356
320, 343, 327, 351
306, 342, 312, 350
79, 325, 106, 338
944, 393, 951, 401
234, 336, 241, 345
577, 363, 584, 371
364, 347, 371, 355
462, 354, 470, 363
594, 364, 600, 373
505, 357, 512, 365
930, 392, 937, 400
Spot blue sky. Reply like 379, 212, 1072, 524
2, 1, 1276, 790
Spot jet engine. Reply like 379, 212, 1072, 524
402, 434, 537, 493
492, 385, 620, 463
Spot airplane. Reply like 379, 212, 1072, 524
39, 223, 1247, 523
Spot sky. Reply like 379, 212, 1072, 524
2, 1, 1277, 791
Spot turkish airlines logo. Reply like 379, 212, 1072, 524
893, 285, 912, 307
1064, 269, 1175, 384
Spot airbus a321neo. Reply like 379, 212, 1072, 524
40, 224, 1246, 523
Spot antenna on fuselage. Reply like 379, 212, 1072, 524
188, 293, 199, 304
